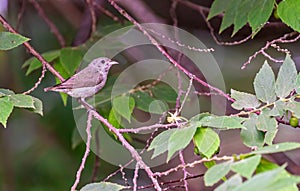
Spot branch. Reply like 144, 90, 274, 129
0, 15, 65, 82
71, 111, 93, 191
28, 0, 66, 47
107, 0, 234, 102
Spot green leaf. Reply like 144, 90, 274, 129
275, 54, 297, 98
286, 100, 300, 118
248, 0, 275, 33
60, 47, 83, 75
232, 165, 300, 191
151, 83, 177, 103
232, 0, 254, 35
108, 108, 122, 128
132, 91, 164, 114
148, 129, 176, 159
231, 89, 261, 110
256, 111, 278, 145
269, 100, 286, 116
0, 97, 14, 127
240, 114, 264, 147
80, 182, 125, 191
215, 174, 243, 191
0, 32, 30, 50
0, 89, 15, 97
31, 97, 43, 116
23, 50, 60, 75
208, 0, 275, 36
251, 142, 300, 155
256, 158, 279, 174
207, 0, 232, 20
9, 94, 35, 108
277, 0, 300, 33
219, 0, 241, 33
112, 95, 135, 122
231, 155, 261, 179
167, 125, 197, 162
253, 61, 276, 103
204, 160, 233, 186
199, 115, 246, 130
193, 127, 220, 158
256, 111, 277, 131
295, 73, 300, 94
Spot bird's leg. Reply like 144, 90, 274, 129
79, 97, 94, 111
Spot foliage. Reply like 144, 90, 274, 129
208, 0, 300, 36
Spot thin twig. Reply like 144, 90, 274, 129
154, 155, 233, 177
107, 0, 234, 102
242, 32, 299, 69
86, 0, 97, 35
71, 111, 93, 191
28, 0, 66, 47
23, 65, 47, 94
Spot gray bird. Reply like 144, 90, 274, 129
44, 57, 118, 100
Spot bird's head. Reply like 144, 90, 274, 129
89, 57, 119, 72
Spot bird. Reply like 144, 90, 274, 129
44, 57, 118, 101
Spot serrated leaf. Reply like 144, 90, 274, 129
80, 182, 125, 191
208, 0, 275, 36
199, 115, 246, 130
0, 32, 30, 50
248, 0, 275, 33
219, 0, 240, 33
240, 114, 264, 147
31, 97, 43, 116
254, 61, 276, 103
215, 174, 243, 191
151, 83, 177, 103
231, 89, 261, 110
231, 155, 261, 179
0, 97, 14, 127
23, 50, 60, 75
167, 125, 197, 162
264, 129, 278, 145
275, 54, 297, 98
232, 0, 253, 35
193, 127, 220, 158
112, 95, 135, 122
256, 112, 277, 132
204, 160, 233, 186
0, 89, 15, 97
148, 129, 176, 159
286, 100, 300, 118
207, 0, 232, 20
9, 94, 35, 108
269, 100, 286, 116
132, 91, 164, 114
232, 165, 300, 191
60, 47, 83, 75
277, 0, 300, 33
251, 142, 300, 155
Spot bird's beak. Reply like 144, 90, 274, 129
110, 61, 119, 65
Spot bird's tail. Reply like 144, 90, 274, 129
44, 86, 56, 92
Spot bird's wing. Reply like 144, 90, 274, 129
54, 67, 104, 89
